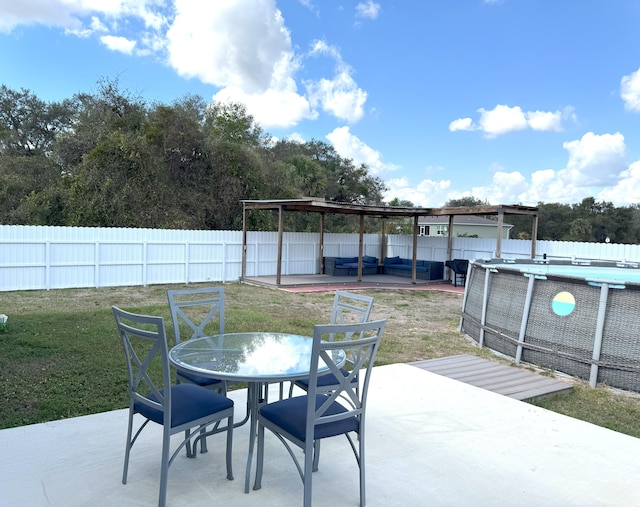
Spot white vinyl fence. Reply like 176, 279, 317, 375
2, 225, 640, 292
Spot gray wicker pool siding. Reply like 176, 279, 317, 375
461, 259, 640, 392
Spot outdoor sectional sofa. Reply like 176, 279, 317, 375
383, 256, 444, 280
323, 256, 379, 276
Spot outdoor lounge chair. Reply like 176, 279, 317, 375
253, 319, 387, 507
113, 306, 234, 507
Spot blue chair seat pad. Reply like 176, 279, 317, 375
136, 383, 233, 428
177, 370, 224, 388
296, 368, 355, 389
259, 394, 359, 441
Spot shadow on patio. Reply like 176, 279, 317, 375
2, 363, 639, 506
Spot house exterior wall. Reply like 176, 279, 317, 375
419, 224, 513, 239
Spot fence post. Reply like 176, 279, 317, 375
45, 240, 51, 290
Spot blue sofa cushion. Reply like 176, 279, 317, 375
363, 255, 377, 264
385, 256, 402, 265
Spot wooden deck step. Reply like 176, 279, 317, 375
410, 354, 573, 401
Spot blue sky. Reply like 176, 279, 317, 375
2, 0, 640, 207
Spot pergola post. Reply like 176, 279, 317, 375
319, 212, 325, 274
242, 202, 247, 278
531, 214, 538, 259
496, 210, 504, 258
358, 214, 364, 281
412, 215, 418, 284
276, 205, 283, 285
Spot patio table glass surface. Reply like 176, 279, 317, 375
168, 332, 345, 493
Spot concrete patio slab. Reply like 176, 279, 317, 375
1, 363, 638, 506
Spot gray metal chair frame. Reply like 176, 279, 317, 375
288, 290, 374, 399
167, 287, 232, 452
254, 319, 386, 507
168, 286, 225, 348
113, 306, 234, 507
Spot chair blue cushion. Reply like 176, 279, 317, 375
385, 256, 402, 265
177, 370, 224, 388
260, 394, 359, 441
363, 255, 377, 264
296, 368, 354, 389
136, 383, 233, 428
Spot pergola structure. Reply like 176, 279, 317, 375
241, 199, 539, 286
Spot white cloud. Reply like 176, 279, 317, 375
526, 110, 562, 132
478, 104, 528, 137
0, 1, 169, 34
100, 35, 136, 54
164, 4, 366, 127
449, 117, 475, 132
166, 1, 291, 93
383, 177, 451, 207
394, 131, 639, 208
562, 131, 628, 186
470, 170, 530, 204
326, 126, 398, 175
305, 40, 367, 123
213, 86, 317, 129
0, 0, 80, 32
356, 1, 381, 20
621, 67, 640, 112
1, 0, 367, 130
451, 104, 570, 137
598, 161, 640, 205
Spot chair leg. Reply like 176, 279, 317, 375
312, 440, 320, 472
184, 429, 194, 457
199, 427, 208, 454
303, 440, 314, 507
122, 411, 134, 484
159, 427, 171, 507
359, 432, 366, 507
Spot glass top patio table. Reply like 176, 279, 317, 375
168, 332, 345, 493
169, 332, 345, 382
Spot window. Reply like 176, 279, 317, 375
436, 225, 448, 236
418, 225, 429, 236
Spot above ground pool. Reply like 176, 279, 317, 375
461, 258, 640, 392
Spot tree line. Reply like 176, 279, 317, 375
445, 197, 640, 244
2, 80, 639, 243
0, 80, 386, 232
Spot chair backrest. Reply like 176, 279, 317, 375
330, 291, 374, 325
447, 259, 469, 274
305, 319, 386, 436
113, 306, 171, 419
167, 287, 225, 344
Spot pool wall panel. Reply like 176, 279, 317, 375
461, 259, 640, 392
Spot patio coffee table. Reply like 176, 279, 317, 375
169, 332, 345, 493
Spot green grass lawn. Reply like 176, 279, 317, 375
2, 282, 640, 438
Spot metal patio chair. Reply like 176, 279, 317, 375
167, 287, 226, 393
253, 319, 386, 507
288, 290, 374, 398
168, 286, 231, 452
113, 306, 234, 507
445, 259, 469, 287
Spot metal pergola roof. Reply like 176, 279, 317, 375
241, 199, 539, 285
